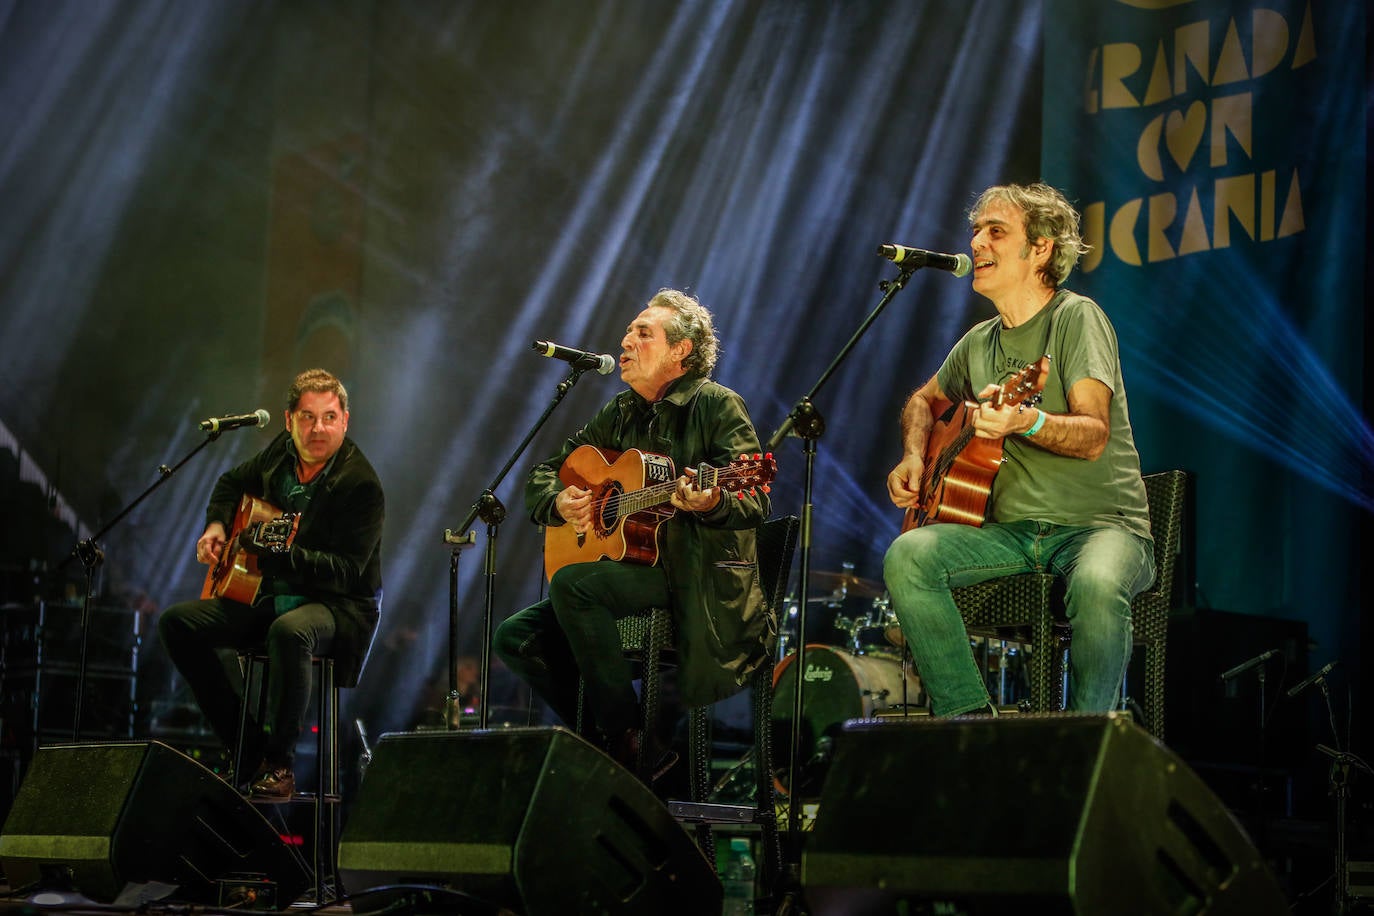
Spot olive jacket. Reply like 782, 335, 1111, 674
527, 375, 772, 705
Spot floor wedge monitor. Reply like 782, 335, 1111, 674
802, 713, 1286, 915
0, 741, 309, 904
338, 726, 720, 915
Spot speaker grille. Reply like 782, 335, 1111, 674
339, 727, 720, 916
802, 714, 1287, 915
0, 741, 309, 904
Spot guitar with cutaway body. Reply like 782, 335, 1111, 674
544, 445, 775, 581
901, 356, 1050, 532
201, 494, 301, 604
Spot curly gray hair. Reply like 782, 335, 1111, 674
645, 288, 719, 378
969, 183, 1091, 288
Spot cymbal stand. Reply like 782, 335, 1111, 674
61, 429, 228, 741
764, 260, 922, 872
442, 366, 591, 730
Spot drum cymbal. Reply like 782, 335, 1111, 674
808, 569, 884, 599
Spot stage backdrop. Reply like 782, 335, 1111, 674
1042, 0, 1367, 666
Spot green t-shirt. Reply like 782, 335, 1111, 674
936, 289, 1152, 541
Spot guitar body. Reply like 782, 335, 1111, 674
543, 446, 676, 581
542, 444, 776, 582
201, 494, 300, 604
902, 399, 1007, 530
901, 356, 1051, 533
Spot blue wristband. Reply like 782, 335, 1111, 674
1021, 408, 1047, 437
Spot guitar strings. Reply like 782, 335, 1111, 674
600, 466, 764, 519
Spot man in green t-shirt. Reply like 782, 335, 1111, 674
884, 183, 1154, 716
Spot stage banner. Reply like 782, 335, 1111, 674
1041, 2, 1366, 640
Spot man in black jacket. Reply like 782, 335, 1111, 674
159, 368, 384, 799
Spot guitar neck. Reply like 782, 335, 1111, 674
607, 465, 738, 518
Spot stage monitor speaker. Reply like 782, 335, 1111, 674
0, 741, 309, 905
338, 726, 720, 915
802, 713, 1286, 915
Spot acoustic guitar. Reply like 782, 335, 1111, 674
901, 356, 1050, 532
543, 444, 776, 581
201, 494, 301, 604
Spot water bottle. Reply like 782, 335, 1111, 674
721, 835, 756, 915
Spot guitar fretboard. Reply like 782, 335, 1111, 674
602, 465, 756, 519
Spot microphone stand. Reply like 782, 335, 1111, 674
60, 429, 228, 741
1310, 673, 1368, 916
764, 261, 922, 863
441, 366, 592, 731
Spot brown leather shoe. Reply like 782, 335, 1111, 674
249, 765, 295, 801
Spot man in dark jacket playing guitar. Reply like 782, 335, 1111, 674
159, 368, 384, 799
884, 183, 1153, 717
494, 289, 771, 780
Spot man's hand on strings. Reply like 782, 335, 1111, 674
887, 455, 925, 509
670, 467, 721, 513
968, 383, 1036, 439
556, 485, 594, 534
195, 522, 228, 565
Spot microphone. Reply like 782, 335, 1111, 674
877, 243, 973, 277
1219, 648, 1279, 681
532, 340, 616, 375
199, 409, 271, 432
1286, 660, 1338, 698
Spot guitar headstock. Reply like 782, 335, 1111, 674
991, 355, 1051, 410
721, 452, 777, 498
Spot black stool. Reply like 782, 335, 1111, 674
234, 652, 341, 903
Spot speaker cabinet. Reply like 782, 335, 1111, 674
802, 713, 1286, 915
0, 741, 309, 904
338, 726, 720, 915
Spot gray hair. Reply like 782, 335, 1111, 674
645, 288, 719, 378
969, 182, 1091, 288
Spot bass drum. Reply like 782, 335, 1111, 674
771, 645, 923, 797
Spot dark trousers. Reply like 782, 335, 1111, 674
494, 561, 670, 740
158, 597, 336, 768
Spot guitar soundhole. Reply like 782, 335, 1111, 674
595, 482, 624, 535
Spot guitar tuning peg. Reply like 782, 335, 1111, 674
762, 485, 771, 493
735, 491, 745, 500
764, 452, 772, 460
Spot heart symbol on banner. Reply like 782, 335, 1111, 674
1165, 101, 1206, 171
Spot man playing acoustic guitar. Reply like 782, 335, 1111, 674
884, 183, 1154, 717
494, 289, 771, 781
159, 368, 384, 800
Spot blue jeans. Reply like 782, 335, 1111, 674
882, 520, 1155, 716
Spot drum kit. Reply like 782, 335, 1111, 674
765, 564, 1031, 798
